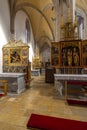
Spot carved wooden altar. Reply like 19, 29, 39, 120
51, 40, 87, 74
2, 38, 30, 82
51, 8, 87, 74
32, 46, 41, 70
51, 39, 87, 74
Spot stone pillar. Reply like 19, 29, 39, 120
70, 0, 76, 23
53, 0, 60, 42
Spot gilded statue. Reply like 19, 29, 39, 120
73, 47, 79, 66
67, 49, 72, 66
32, 46, 42, 69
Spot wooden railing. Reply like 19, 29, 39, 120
0, 80, 8, 95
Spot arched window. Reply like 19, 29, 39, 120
76, 7, 86, 39
26, 19, 30, 43
77, 15, 84, 39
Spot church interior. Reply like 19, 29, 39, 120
0, 0, 87, 129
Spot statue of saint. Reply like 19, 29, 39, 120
73, 47, 79, 66
62, 49, 67, 66
67, 49, 72, 66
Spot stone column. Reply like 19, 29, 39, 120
70, 0, 76, 23
53, 0, 60, 42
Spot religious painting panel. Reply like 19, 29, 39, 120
10, 48, 21, 65
51, 42, 60, 67
82, 40, 87, 67
3, 43, 29, 73
22, 47, 29, 56
3, 48, 9, 65
60, 40, 81, 67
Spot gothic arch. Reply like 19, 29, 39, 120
11, 2, 55, 40
76, 6, 87, 39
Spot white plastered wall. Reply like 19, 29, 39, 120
14, 11, 28, 43
14, 10, 34, 62
0, 0, 10, 72
76, 6, 87, 39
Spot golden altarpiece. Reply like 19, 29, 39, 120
2, 37, 30, 83
32, 46, 42, 70
51, 8, 87, 74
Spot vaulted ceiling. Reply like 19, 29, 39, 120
76, 0, 87, 13
8, 0, 87, 50
8, 0, 55, 50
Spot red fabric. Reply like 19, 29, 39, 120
67, 99, 87, 106
27, 113, 87, 130
67, 81, 87, 85
0, 94, 4, 97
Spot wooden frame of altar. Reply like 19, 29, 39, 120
82, 40, 87, 67
51, 42, 60, 67
51, 40, 87, 74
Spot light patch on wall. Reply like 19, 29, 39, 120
0, 24, 7, 72
29, 43, 34, 62
0, 25, 7, 44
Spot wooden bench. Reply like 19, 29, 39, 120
0, 80, 8, 95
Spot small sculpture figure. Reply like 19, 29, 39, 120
67, 49, 72, 66
73, 47, 79, 66
62, 49, 67, 66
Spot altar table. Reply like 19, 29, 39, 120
31, 69, 40, 76
0, 73, 25, 94
54, 74, 87, 99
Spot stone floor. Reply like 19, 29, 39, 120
0, 75, 87, 130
